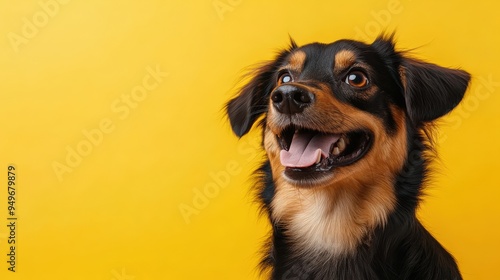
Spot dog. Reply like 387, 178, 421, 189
226, 35, 470, 279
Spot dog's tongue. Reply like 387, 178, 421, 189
280, 132, 340, 168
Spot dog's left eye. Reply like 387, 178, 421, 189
345, 71, 369, 88
279, 73, 293, 84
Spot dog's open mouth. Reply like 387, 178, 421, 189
276, 125, 372, 182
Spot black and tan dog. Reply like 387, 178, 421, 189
226, 35, 469, 279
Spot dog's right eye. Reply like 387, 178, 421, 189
345, 71, 369, 88
279, 73, 293, 84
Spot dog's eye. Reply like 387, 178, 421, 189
345, 71, 369, 88
279, 73, 293, 84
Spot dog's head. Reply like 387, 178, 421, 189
227, 36, 470, 189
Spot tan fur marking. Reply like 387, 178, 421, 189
334, 50, 356, 72
265, 84, 408, 256
288, 51, 306, 72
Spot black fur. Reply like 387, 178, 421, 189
226, 35, 470, 280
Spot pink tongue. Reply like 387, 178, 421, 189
280, 132, 340, 168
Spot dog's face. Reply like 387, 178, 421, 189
263, 40, 410, 188
227, 36, 470, 258
228, 37, 469, 190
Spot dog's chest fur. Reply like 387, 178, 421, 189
270, 177, 395, 257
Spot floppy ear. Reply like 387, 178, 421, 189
400, 58, 471, 123
226, 62, 277, 137
226, 42, 297, 137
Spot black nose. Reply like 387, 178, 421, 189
271, 85, 314, 115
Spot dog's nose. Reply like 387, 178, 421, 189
271, 85, 314, 115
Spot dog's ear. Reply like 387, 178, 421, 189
226, 43, 296, 137
400, 58, 471, 123
226, 62, 278, 137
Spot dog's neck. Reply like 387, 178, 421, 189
270, 175, 396, 257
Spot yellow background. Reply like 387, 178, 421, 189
0, 0, 499, 279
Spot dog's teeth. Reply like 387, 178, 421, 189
316, 152, 322, 163
343, 135, 350, 145
332, 147, 340, 155
337, 137, 346, 152
329, 143, 336, 154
